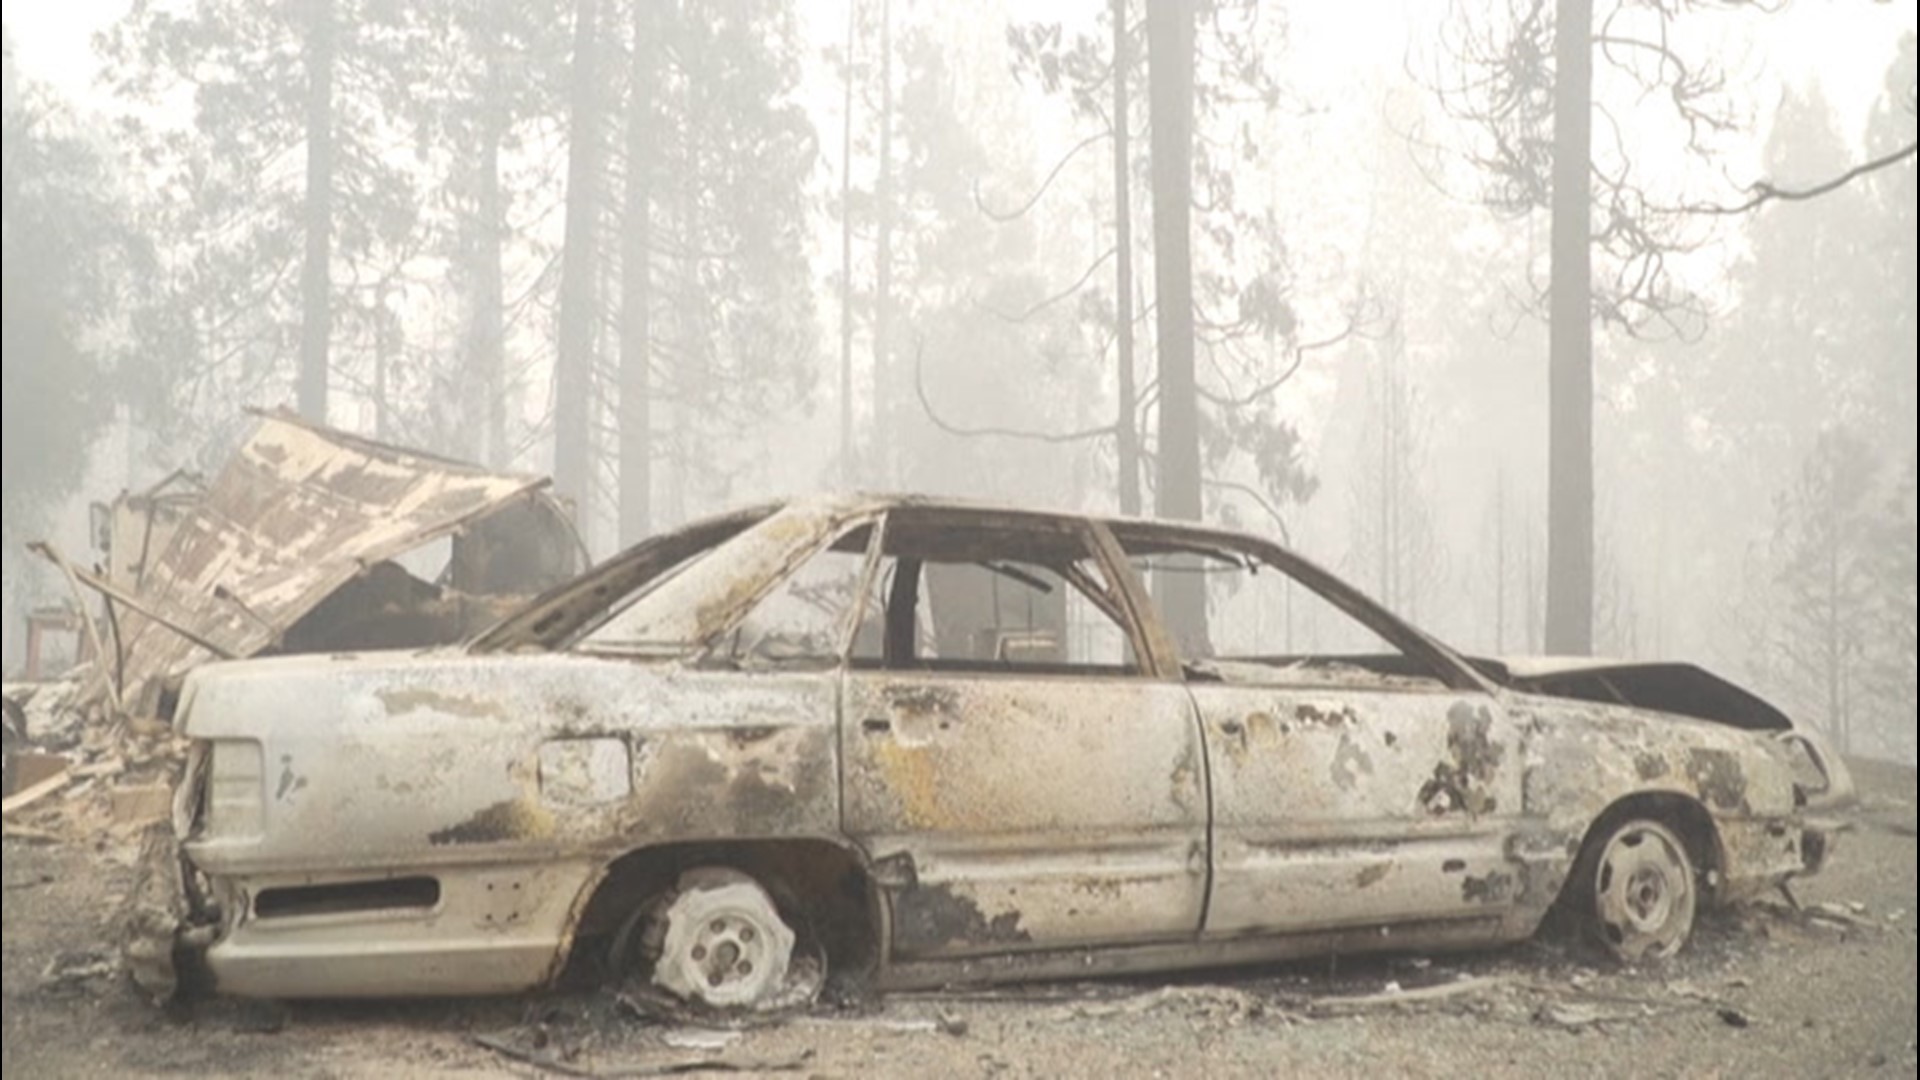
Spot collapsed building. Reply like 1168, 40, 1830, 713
4, 408, 581, 794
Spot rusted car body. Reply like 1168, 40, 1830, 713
130, 495, 1853, 1004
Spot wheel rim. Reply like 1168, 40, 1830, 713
652, 870, 796, 1008
1593, 821, 1696, 961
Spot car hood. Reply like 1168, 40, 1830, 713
1480, 656, 1856, 812
1473, 656, 1792, 732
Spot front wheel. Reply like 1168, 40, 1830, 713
1576, 817, 1698, 962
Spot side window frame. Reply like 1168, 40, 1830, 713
848, 510, 1173, 680
1108, 524, 1488, 693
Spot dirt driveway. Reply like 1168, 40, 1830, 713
5, 761, 1914, 1079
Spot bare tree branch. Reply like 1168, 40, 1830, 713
1202, 475, 1293, 543
982, 246, 1117, 324
972, 130, 1111, 222
1654, 140, 1919, 215
914, 339, 1116, 444
1196, 316, 1377, 409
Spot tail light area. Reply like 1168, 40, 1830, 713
176, 738, 266, 843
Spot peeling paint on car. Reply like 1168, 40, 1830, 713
892, 883, 1033, 954
1417, 703, 1506, 816
1461, 871, 1515, 905
431, 799, 556, 846
1686, 748, 1751, 812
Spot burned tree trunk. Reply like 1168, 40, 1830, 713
470, 117, 506, 468
462, 12, 508, 470
618, 2, 654, 546
874, 0, 895, 486
838, 0, 858, 486
296, 0, 335, 422
554, 0, 604, 534
1113, 0, 1140, 517
1147, 0, 1205, 651
1544, 0, 1594, 655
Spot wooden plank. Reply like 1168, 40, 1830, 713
2, 769, 72, 817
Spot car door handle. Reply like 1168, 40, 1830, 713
1219, 719, 1243, 736
862, 718, 892, 734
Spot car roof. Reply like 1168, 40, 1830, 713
780, 491, 1279, 550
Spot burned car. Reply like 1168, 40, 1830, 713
130, 495, 1853, 1007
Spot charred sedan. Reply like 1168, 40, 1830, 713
130, 495, 1854, 1007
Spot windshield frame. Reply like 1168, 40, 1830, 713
468, 503, 778, 653
571, 502, 881, 658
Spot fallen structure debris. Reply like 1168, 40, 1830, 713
3, 410, 583, 881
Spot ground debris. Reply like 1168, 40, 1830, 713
40, 949, 117, 995
1532, 1001, 1656, 1031
1522, 973, 1747, 1033
3, 866, 57, 888
470, 1030, 813, 1078
1732, 895, 1883, 940
797, 1014, 941, 1034
659, 1028, 740, 1051
3, 822, 63, 844
1297, 974, 1506, 1017
1804, 901, 1872, 927
2, 768, 72, 816
1042, 984, 1287, 1025
1716, 1006, 1753, 1028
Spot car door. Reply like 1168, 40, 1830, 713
1192, 680, 1524, 935
1108, 525, 1526, 938
838, 509, 1209, 959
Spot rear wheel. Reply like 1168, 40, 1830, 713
1575, 817, 1698, 962
610, 866, 818, 1011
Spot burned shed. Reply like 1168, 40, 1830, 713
46, 409, 583, 723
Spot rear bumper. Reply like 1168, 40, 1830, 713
125, 824, 201, 1003
200, 929, 565, 999
126, 838, 601, 1000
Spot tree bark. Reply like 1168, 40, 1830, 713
471, 114, 506, 468
1378, 349, 1394, 609
1494, 471, 1507, 653
1112, 0, 1140, 516
296, 0, 335, 423
554, 0, 603, 539
465, 12, 507, 470
618, 0, 654, 547
1825, 465, 1845, 753
1545, 0, 1594, 655
838, 0, 858, 487
372, 288, 390, 440
1146, 0, 1205, 652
